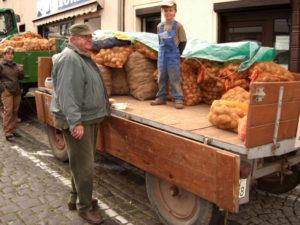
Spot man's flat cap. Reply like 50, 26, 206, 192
69, 24, 92, 36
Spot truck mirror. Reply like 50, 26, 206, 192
15, 14, 20, 23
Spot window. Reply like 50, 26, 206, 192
219, 8, 291, 68
19, 24, 25, 32
0, 11, 14, 35
141, 14, 161, 33
60, 21, 73, 36
40, 19, 74, 38
273, 19, 290, 68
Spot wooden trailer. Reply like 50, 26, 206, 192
35, 57, 300, 225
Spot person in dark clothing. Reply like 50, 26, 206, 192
0, 46, 23, 141
51, 24, 109, 225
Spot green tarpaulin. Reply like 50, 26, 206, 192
93, 30, 276, 71
182, 39, 276, 71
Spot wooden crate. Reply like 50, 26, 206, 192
245, 80, 300, 148
38, 57, 53, 88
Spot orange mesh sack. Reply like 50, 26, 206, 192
249, 62, 294, 82
208, 100, 248, 133
167, 60, 203, 105
133, 41, 158, 60
92, 46, 133, 68
181, 60, 203, 106
238, 116, 247, 143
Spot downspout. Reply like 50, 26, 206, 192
118, 0, 125, 31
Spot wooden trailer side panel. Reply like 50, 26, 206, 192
102, 116, 240, 212
246, 81, 300, 148
35, 91, 46, 123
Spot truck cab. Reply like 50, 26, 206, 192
0, 8, 19, 41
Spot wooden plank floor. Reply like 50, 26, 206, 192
111, 96, 244, 148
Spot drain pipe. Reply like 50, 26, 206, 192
118, 0, 125, 31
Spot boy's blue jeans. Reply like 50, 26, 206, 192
157, 58, 183, 103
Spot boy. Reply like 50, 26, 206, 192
151, 0, 187, 109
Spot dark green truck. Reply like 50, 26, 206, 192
0, 8, 57, 93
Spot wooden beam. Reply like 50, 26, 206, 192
214, 0, 290, 12
290, 0, 300, 72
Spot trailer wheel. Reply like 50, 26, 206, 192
46, 125, 69, 162
257, 167, 300, 194
146, 173, 213, 225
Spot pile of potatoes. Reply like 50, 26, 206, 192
0, 33, 56, 52
133, 41, 158, 60
209, 87, 249, 133
208, 100, 248, 133
221, 86, 250, 103
92, 46, 133, 68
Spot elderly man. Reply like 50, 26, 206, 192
51, 24, 109, 224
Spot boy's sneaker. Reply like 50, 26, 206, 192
5, 134, 14, 142
175, 102, 184, 109
150, 98, 166, 106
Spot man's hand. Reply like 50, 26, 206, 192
109, 98, 116, 106
72, 125, 84, 140
17, 64, 23, 72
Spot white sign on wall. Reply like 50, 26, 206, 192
37, 0, 95, 18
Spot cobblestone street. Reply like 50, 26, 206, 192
0, 118, 300, 225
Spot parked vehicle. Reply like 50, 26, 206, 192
35, 57, 300, 225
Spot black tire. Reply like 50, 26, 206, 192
146, 173, 213, 225
257, 167, 300, 194
46, 125, 69, 162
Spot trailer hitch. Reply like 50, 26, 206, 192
280, 157, 293, 184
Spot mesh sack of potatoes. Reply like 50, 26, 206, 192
218, 63, 250, 91
98, 64, 113, 97
181, 60, 203, 106
191, 60, 225, 104
23, 38, 41, 51
249, 61, 294, 82
200, 79, 225, 104
133, 41, 158, 60
238, 116, 247, 142
221, 86, 250, 104
167, 60, 203, 105
92, 46, 133, 68
208, 100, 248, 132
125, 52, 158, 100
111, 68, 130, 95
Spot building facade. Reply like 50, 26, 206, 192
124, 0, 300, 72
0, 0, 299, 71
